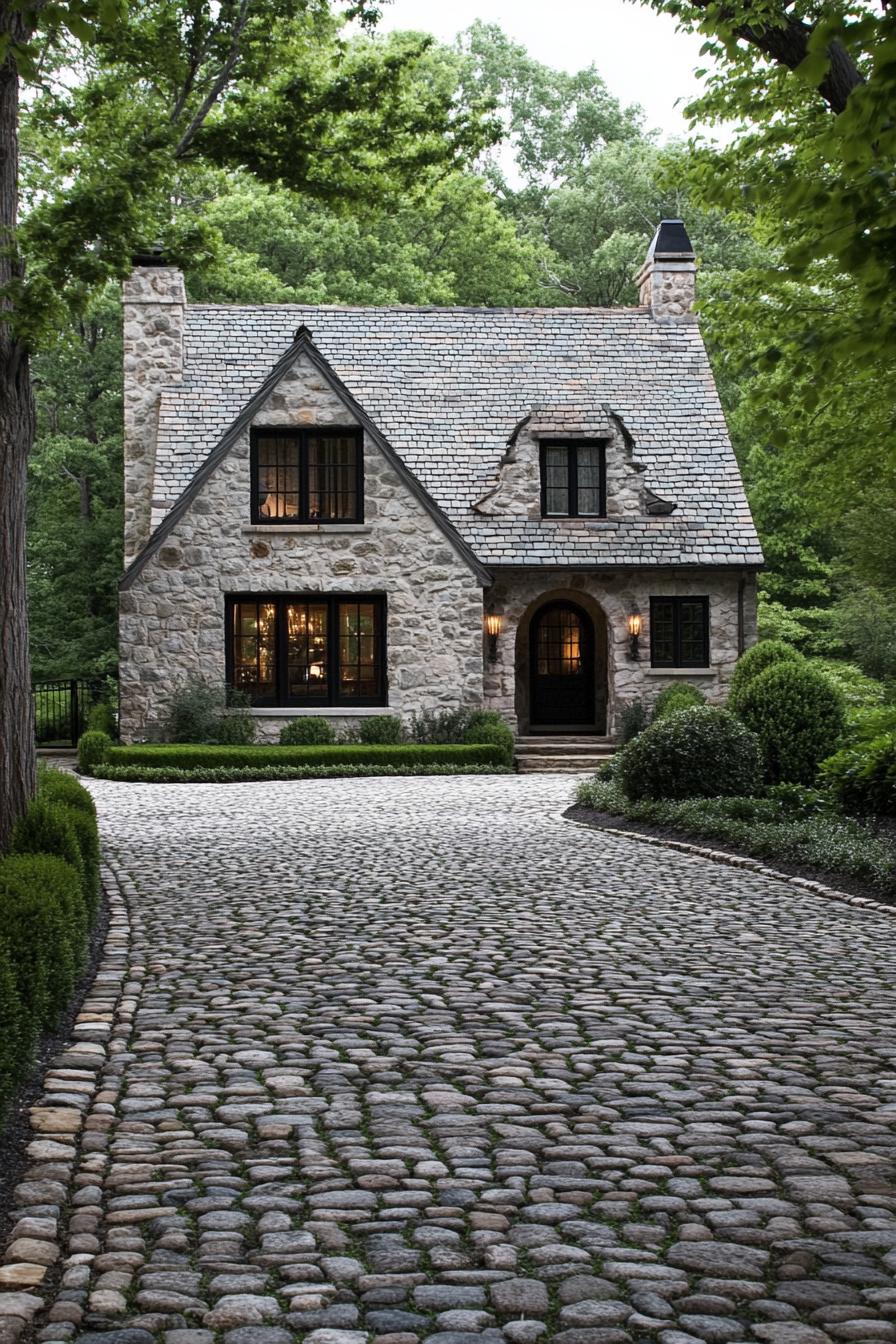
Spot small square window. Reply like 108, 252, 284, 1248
540, 441, 606, 518
650, 597, 710, 668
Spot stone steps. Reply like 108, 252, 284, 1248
515, 735, 616, 774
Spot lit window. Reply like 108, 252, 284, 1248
252, 429, 362, 523
227, 594, 385, 706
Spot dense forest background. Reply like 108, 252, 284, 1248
24, 11, 896, 688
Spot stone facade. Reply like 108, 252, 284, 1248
122, 267, 186, 565
483, 568, 757, 735
119, 354, 485, 742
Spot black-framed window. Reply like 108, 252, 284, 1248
540, 440, 606, 518
226, 594, 386, 706
251, 428, 363, 524
650, 596, 710, 668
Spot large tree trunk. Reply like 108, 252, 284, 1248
0, 15, 36, 850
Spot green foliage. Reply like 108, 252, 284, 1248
106, 743, 506, 769
409, 707, 476, 744
163, 682, 255, 745
814, 659, 888, 711
618, 699, 650, 745
575, 778, 895, 894
821, 736, 896, 817
10, 796, 84, 884
618, 706, 764, 802
831, 583, 896, 683
463, 710, 515, 766
86, 700, 117, 736
93, 762, 511, 782
727, 639, 804, 715
651, 683, 705, 722
0, 948, 23, 1120
737, 661, 847, 786
357, 715, 405, 745
78, 730, 112, 772
278, 717, 336, 746
37, 765, 97, 817
0, 856, 80, 1043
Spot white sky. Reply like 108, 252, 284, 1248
376, 0, 709, 141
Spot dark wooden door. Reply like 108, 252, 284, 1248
530, 602, 595, 727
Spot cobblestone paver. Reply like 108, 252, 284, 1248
8, 774, 896, 1344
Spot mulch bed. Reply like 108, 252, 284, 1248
565, 804, 896, 908
0, 881, 110, 1250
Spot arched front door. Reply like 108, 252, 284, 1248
530, 601, 595, 729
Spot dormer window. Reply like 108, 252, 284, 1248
251, 428, 363, 524
540, 441, 606, 518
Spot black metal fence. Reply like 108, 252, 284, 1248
33, 678, 104, 746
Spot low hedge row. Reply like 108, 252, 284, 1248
102, 743, 507, 770
93, 762, 513, 783
575, 778, 896, 895
0, 769, 101, 1119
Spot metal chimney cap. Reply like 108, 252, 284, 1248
646, 218, 695, 260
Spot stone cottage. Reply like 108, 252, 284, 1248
118, 220, 762, 746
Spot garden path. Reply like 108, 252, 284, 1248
6, 773, 896, 1344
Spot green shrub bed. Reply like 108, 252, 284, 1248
102, 743, 507, 771
575, 778, 895, 895
0, 769, 101, 1120
821, 734, 896, 816
93, 761, 512, 783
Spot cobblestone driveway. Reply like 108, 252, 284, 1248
13, 775, 896, 1344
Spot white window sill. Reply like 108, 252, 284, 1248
645, 667, 716, 677
241, 524, 371, 535
248, 706, 390, 717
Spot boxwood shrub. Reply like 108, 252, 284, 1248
821, 734, 896, 816
463, 711, 515, 766
651, 684, 705, 722
618, 706, 764, 801
727, 639, 804, 715
103, 743, 506, 770
279, 717, 335, 746
0, 949, 22, 1115
737, 661, 846, 785
358, 715, 405, 745
93, 761, 512, 783
78, 729, 112, 772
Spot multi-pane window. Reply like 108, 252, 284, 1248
536, 606, 583, 676
227, 594, 385, 706
650, 597, 710, 668
540, 441, 606, 518
251, 429, 362, 524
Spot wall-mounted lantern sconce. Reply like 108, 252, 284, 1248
485, 610, 505, 662
627, 610, 642, 661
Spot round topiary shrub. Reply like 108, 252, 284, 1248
10, 797, 84, 886
37, 767, 97, 818
737, 661, 847, 785
727, 639, 804, 715
77, 730, 112, 773
279, 717, 335, 746
651, 683, 705, 722
463, 710, 515, 766
358, 715, 404, 745
617, 705, 764, 801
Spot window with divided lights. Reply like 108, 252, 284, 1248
540, 441, 606, 518
251, 428, 362, 524
650, 597, 710, 668
226, 594, 386, 706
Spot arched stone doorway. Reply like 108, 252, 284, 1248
515, 591, 608, 733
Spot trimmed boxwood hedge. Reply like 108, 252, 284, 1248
93, 762, 512, 783
103, 743, 507, 770
617, 706, 764, 801
0, 770, 101, 1123
821, 734, 896, 816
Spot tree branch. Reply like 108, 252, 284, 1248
174, 0, 252, 158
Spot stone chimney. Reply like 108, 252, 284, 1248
635, 219, 697, 318
123, 253, 186, 565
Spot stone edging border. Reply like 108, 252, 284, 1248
0, 856, 137, 1344
561, 808, 896, 918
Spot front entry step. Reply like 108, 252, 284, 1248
515, 735, 616, 774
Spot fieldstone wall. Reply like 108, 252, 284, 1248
483, 568, 757, 736
123, 268, 186, 565
119, 354, 485, 742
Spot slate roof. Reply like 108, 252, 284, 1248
150, 303, 763, 570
